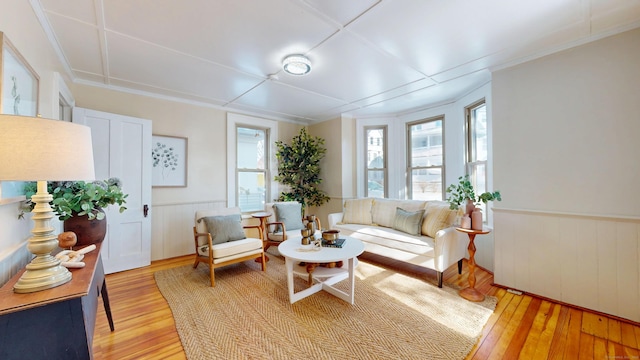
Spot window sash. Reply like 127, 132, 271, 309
236, 126, 269, 212
365, 126, 387, 198
407, 117, 444, 200
466, 100, 488, 221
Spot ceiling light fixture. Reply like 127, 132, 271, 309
282, 54, 311, 75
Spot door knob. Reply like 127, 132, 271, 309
143, 204, 149, 217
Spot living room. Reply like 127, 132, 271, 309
0, 0, 639, 358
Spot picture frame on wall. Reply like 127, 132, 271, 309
152, 135, 188, 187
0, 32, 39, 117
0, 32, 40, 203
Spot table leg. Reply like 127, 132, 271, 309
255, 217, 270, 263
101, 280, 115, 331
459, 233, 485, 302
347, 257, 356, 304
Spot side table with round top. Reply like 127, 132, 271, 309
278, 236, 365, 304
251, 212, 271, 262
455, 227, 491, 302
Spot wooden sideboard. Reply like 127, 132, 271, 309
0, 243, 113, 360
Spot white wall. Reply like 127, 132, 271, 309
492, 28, 640, 321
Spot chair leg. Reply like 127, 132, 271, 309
210, 265, 215, 287
193, 258, 199, 269
458, 259, 463, 274
260, 252, 266, 271
437, 272, 443, 288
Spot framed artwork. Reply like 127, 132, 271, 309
152, 135, 188, 187
0, 32, 39, 202
0, 32, 39, 116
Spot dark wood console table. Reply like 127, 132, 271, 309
0, 243, 113, 360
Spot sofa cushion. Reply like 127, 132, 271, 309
332, 223, 436, 258
392, 207, 425, 236
272, 202, 304, 231
341, 198, 374, 225
202, 214, 247, 245
372, 199, 426, 228
422, 201, 456, 237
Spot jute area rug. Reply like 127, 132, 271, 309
154, 255, 496, 360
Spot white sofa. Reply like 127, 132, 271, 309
328, 198, 468, 288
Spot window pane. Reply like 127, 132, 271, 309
365, 126, 386, 198
410, 169, 442, 200
238, 171, 265, 212
470, 163, 487, 195
237, 127, 265, 169
366, 128, 384, 168
470, 104, 487, 162
367, 170, 385, 198
409, 120, 442, 167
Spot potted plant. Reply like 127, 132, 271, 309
445, 175, 502, 212
23, 178, 127, 245
274, 128, 330, 215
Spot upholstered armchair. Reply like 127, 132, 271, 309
193, 207, 266, 287
263, 202, 322, 251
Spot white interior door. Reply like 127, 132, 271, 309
73, 107, 152, 274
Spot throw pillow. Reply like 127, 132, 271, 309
422, 202, 456, 238
340, 198, 374, 225
273, 202, 304, 231
392, 207, 425, 236
202, 214, 247, 245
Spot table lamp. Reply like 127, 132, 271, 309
0, 114, 95, 293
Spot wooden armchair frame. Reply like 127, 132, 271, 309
193, 223, 266, 287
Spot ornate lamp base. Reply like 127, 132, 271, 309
13, 181, 73, 293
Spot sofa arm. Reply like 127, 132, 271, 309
432, 227, 469, 272
327, 212, 344, 229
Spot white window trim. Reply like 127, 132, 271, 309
227, 113, 278, 209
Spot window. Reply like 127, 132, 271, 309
466, 100, 488, 218
365, 126, 387, 198
236, 126, 268, 212
407, 117, 444, 200
227, 113, 277, 212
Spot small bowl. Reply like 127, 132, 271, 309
322, 229, 340, 243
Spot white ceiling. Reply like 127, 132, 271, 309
32, 0, 640, 123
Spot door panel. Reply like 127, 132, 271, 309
73, 107, 152, 274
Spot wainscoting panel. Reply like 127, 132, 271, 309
151, 201, 227, 261
494, 208, 640, 322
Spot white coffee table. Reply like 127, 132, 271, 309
278, 236, 365, 304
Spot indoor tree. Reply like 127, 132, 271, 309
274, 128, 330, 214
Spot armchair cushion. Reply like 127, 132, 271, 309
202, 214, 247, 245
197, 238, 263, 259
272, 202, 304, 231
392, 207, 425, 236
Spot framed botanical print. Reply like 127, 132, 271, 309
152, 135, 188, 187
0, 32, 39, 116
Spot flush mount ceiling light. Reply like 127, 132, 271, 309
282, 54, 311, 75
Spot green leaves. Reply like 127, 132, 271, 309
274, 128, 330, 211
23, 178, 128, 221
445, 175, 502, 210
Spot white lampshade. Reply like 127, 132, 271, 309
0, 115, 95, 181
0, 114, 95, 293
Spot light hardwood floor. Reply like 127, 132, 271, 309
93, 252, 640, 359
